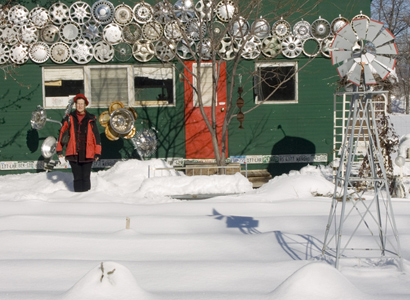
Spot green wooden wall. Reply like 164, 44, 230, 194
0, 0, 371, 175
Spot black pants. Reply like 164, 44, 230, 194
69, 160, 93, 192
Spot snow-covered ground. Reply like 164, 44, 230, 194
0, 159, 409, 300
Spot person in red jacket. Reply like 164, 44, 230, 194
57, 94, 101, 192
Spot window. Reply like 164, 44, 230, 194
134, 65, 174, 106
43, 67, 84, 108
42, 65, 175, 108
254, 62, 298, 104
192, 63, 214, 107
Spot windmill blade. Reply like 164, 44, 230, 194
362, 52, 375, 65
366, 19, 384, 42
363, 64, 377, 85
331, 50, 352, 65
331, 35, 353, 50
374, 55, 396, 70
352, 18, 368, 40
337, 58, 354, 78
371, 60, 390, 80
347, 63, 362, 86
372, 28, 395, 47
376, 42, 398, 55
337, 23, 357, 44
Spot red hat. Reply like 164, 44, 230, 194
73, 93, 89, 106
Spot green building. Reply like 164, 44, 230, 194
0, 0, 371, 176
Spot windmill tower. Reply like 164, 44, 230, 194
322, 13, 403, 270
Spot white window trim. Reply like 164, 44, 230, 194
42, 64, 176, 109
254, 61, 298, 104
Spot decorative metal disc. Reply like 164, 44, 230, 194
70, 39, 93, 64
212, 21, 226, 41
311, 17, 331, 40
131, 128, 157, 158
41, 24, 60, 44
218, 36, 239, 60
10, 43, 29, 64
93, 40, 114, 63
216, 0, 237, 22
49, 2, 70, 25
142, 21, 163, 41
251, 18, 270, 39
18, 25, 39, 45
114, 3, 134, 25
164, 20, 183, 41
30, 7, 50, 28
331, 16, 349, 35
50, 42, 71, 64
105, 125, 119, 141
70, 1, 92, 24
195, 0, 213, 22
0, 43, 10, 64
229, 16, 249, 39
185, 18, 207, 41
0, 5, 9, 24
133, 2, 153, 24
91, 0, 115, 25
272, 18, 291, 39
176, 40, 194, 60
261, 35, 281, 58
132, 39, 155, 62
293, 20, 311, 40
114, 42, 132, 61
241, 36, 261, 60
122, 23, 142, 44
321, 36, 333, 58
174, 0, 196, 23
154, 1, 174, 24
41, 136, 57, 159
196, 38, 212, 60
60, 21, 82, 44
29, 42, 49, 63
8, 5, 29, 26
99, 110, 110, 127
31, 106, 47, 130
155, 39, 175, 62
110, 108, 135, 135
82, 21, 102, 44
302, 37, 320, 57
103, 23, 123, 45
0, 25, 19, 45
281, 34, 303, 58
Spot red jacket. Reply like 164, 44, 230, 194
57, 111, 101, 160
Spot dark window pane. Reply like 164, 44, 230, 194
45, 80, 84, 97
134, 77, 173, 104
256, 66, 296, 102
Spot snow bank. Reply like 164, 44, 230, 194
257, 165, 335, 200
269, 262, 367, 300
62, 262, 150, 300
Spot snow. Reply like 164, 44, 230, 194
0, 159, 410, 300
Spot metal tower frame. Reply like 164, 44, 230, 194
322, 87, 402, 270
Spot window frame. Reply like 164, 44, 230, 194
42, 64, 176, 109
254, 61, 298, 105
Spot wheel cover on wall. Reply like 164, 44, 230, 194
50, 42, 71, 63
281, 34, 303, 58
154, 1, 174, 24
176, 40, 194, 60
311, 17, 331, 40
30, 7, 49, 28
60, 21, 82, 43
216, 0, 237, 23
241, 36, 261, 60
184, 19, 206, 41
302, 37, 320, 57
41, 24, 60, 44
122, 23, 142, 44
132, 39, 155, 62
18, 25, 39, 45
10, 43, 29, 64
251, 18, 270, 39
93, 40, 113, 63
173, 0, 196, 23
114, 42, 132, 61
142, 21, 163, 41
155, 39, 175, 62
218, 37, 239, 60
0, 25, 19, 45
229, 16, 249, 39
29, 42, 50, 63
109, 108, 135, 135
70, 39, 93, 64
92, 0, 115, 24
272, 18, 291, 39
293, 20, 311, 40
164, 20, 183, 41
331, 16, 349, 35
133, 2, 153, 24
0, 43, 10, 64
103, 23, 123, 44
261, 35, 281, 58
8, 5, 29, 26
70, 1, 92, 24
49, 2, 70, 25
82, 21, 102, 44
114, 3, 133, 25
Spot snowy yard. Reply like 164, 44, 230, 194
0, 159, 409, 299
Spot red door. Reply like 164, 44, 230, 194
184, 61, 227, 159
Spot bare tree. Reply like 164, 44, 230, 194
371, 0, 410, 114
